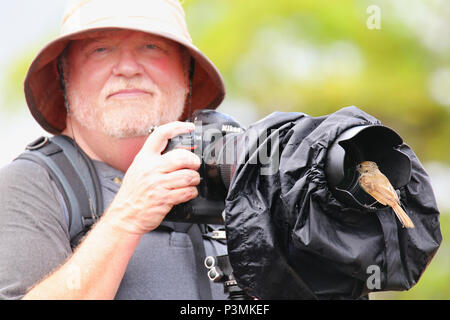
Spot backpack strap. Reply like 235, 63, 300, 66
187, 224, 214, 300
15, 136, 103, 248
51, 135, 104, 220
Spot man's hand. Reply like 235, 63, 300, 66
104, 121, 201, 235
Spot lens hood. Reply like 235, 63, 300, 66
325, 124, 412, 209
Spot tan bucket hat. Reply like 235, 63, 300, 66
24, 0, 226, 134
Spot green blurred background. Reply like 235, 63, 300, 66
1, 0, 449, 299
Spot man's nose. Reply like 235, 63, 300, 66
112, 49, 144, 78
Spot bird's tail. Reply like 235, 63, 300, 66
392, 203, 415, 229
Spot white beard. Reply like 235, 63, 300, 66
67, 80, 187, 139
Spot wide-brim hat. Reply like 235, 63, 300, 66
24, 0, 226, 134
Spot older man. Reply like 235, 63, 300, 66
0, 0, 227, 300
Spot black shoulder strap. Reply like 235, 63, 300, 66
187, 224, 214, 300
15, 136, 103, 248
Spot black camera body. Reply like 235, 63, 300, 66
163, 110, 244, 225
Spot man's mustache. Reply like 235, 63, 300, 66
103, 81, 157, 98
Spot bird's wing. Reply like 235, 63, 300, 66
360, 175, 398, 206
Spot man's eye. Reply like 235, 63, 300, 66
88, 47, 108, 55
95, 47, 107, 53
146, 44, 159, 50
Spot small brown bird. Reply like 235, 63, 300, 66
357, 161, 414, 229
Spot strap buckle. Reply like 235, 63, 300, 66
81, 216, 98, 229
26, 136, 49, 151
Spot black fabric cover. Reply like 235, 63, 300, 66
224, 106, 442, 299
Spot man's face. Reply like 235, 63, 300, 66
64, 30, 188, 139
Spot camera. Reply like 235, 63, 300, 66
163, 110, 245, 225
161, 108, 417, 300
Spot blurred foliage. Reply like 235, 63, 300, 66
183, 0, 450, 164
1, 0, 449, 299
2, 32, 57, 112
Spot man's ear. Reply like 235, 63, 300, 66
181, 46, 195, 120
181, 46, 192, 86
57, 43, 73, 114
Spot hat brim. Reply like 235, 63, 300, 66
24, 26, 225, 134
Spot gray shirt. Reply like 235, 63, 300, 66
0, 157, 228, 300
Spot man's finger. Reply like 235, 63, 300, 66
158, 169, 201, 189
165, 186, 199, 206
157, 149, 201, 173
143, 121, 195, 154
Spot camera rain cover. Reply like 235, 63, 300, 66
224, 106, 442, 299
